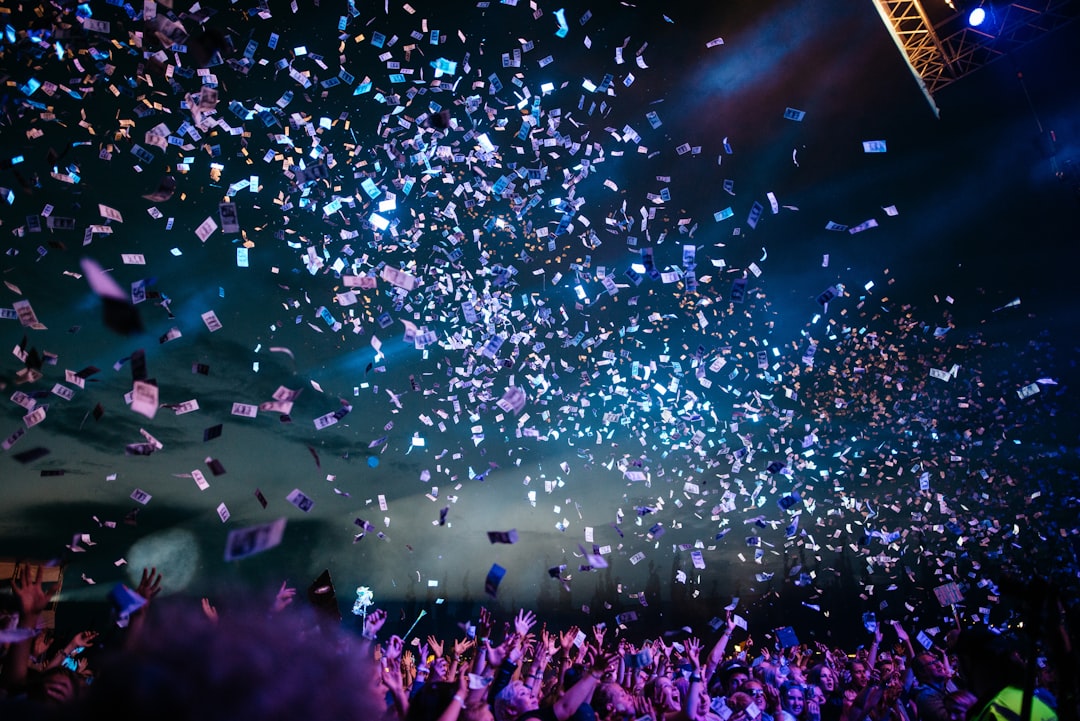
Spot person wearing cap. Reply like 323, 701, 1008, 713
716, 660, 751, 700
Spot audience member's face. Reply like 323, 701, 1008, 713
432, 656, 450, 679
808, 685, 827, 706
916, 654, 948, 683
727, 671, 750, 696
511, 680, 540, 716
850, 661, 869, 689
817, 667, 837, 693
653, 676, 681, 710
600, 682, 636, 720
691, 686, 711, 721
740, 681, 767, 706
783, 686, 806, 716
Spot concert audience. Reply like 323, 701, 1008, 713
0, 566, 1072, 721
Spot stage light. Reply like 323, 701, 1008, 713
126, 528, 200, 592
352, 585, 374, 619
968, 6, 986, 26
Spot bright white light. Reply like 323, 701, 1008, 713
968, 7, 986, 26
631, 263, 646, 274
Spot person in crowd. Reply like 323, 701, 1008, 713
910, 652, 954, 721
737, 679, 777, 721
943, 690, 977, 721
779, 681, 820, 721
807, 664, 844, 721
3, 562, 1077, 721
953, 628, 1057, 721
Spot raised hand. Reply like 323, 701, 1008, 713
427, 634, 445, 657
486, 636, 508, 668
71, 630, 99, 648
540, 629, 558, 656
381, 657, 404, 692
12, 565, 52, 620
685, 637, 703, 669
590, 650, 619, 678
514, 609, 537, 637
592, 623, 607, 648
135, 567, 163, 601
201, 598, 219, 624
386, 635, 404, 661
633, 694, 656, 721
560, 625, 580, 652
271, 581, 296, 613
453, 637, 475, 657
365, 608, 387, 638
477, 607, 494, 640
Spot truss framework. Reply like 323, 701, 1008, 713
872, 0, 1079, 115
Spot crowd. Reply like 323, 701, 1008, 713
1, 564, 1074, 721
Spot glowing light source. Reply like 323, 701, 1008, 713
352, 585, 374, 616
968, 7, 986, 26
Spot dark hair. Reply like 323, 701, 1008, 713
81, 596, 382, 721
719, 660, 750, 687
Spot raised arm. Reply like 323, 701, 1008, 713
1, 565, 52, 693
683, 637, 706, 721
553, 651, 617, 721
704, 611, 737, 682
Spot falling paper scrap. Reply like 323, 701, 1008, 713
224, 517, 287, 561
487, 529, 519, 544
484, 563, 506, 598
286, 488, 315, 512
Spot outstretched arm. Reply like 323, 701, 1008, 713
1, 565, 53, 693
704, 611, 737, 682
124, 567, 163, 650
553, 652, 618, 721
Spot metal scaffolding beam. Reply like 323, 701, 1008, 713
872, 0, 1080, 116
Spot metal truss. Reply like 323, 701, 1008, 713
872, 0, 1080, 116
